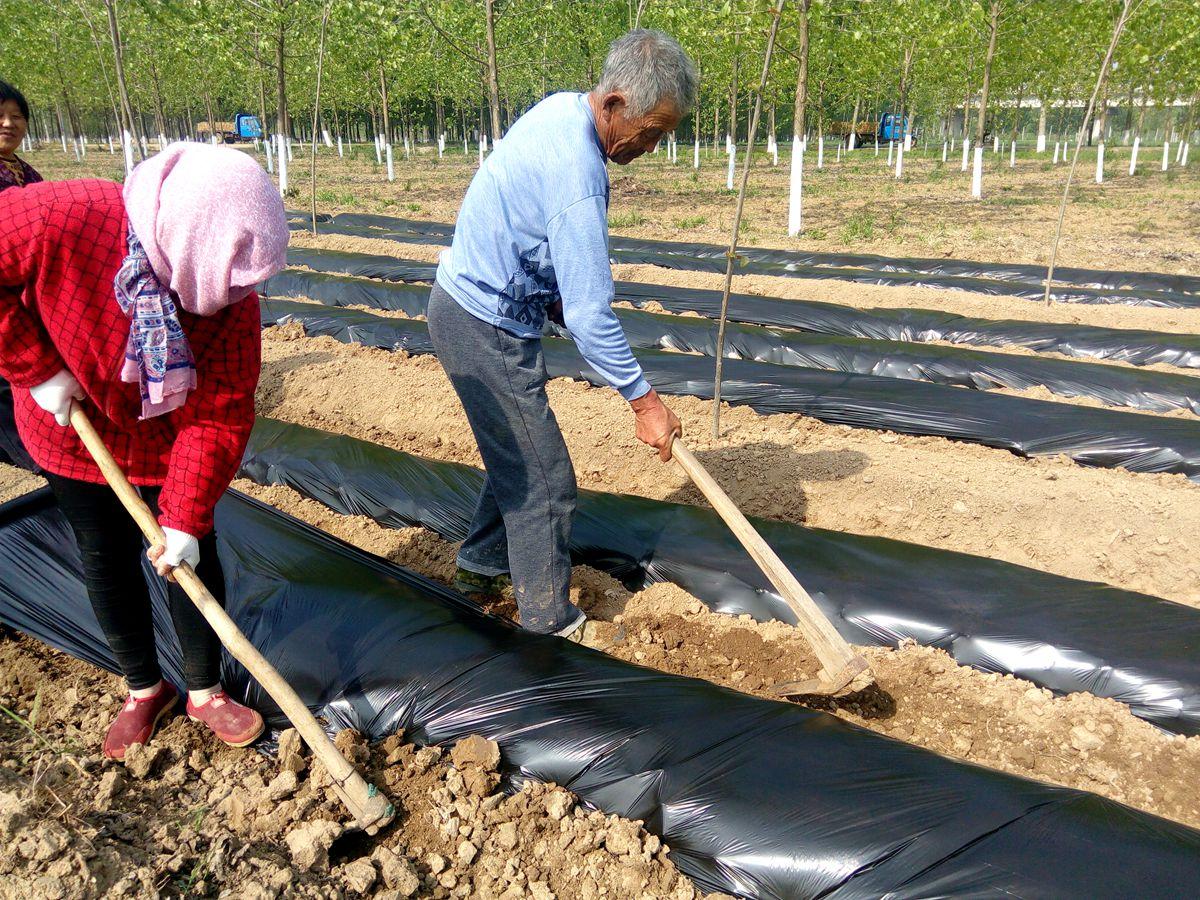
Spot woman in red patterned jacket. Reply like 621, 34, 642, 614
0, 80, 41, 191
0, 144, 288, 759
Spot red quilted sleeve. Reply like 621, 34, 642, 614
0, 184, 67, 387
157, 293, 262, 537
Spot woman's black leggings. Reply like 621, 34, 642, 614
44, 472, 225, 692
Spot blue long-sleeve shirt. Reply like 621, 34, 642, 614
435, 92, 651, 401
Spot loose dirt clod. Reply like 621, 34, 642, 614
0, 634, 717, 898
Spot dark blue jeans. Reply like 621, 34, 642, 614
43, 471, 225, 691
427, 283, 582, 634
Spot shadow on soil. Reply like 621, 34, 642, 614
663, 440, 869, 524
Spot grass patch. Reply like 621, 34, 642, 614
802, 227, 828, 240
406, 202, 422, 213
991, 195, 1039, 207
609, 210, 647, 228
315, 189, 357, 205
674, 215, 707, 229
839, 209, 875, 243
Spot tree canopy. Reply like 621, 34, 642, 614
4, 0, 1197, 144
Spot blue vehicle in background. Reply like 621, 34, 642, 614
878, 113, 912, 143
195, 113, 263, 143
233, 113, 263, 141
830, 112, 915, 146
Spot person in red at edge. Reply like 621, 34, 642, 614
0, 144, 289, 759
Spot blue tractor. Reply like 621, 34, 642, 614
232, 113, 264, 141
878, 113, 912, 143
195, 113, 264, 143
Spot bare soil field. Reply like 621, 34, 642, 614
4, 145, 1200, 896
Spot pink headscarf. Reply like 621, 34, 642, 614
123, 143, 288, 315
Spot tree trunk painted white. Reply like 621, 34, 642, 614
904, 131, 912, 152
693, 136, 700, 168
887, 140, 893, 166
108, 135, 115, 153
1036, 103, 1047, 152
873, 135, 878, 156
1129, 136, 1139, 175
1095, 142, 1105, 183
286, 137, 293, 162
122, 129, 134, 176
726, 146, 735, 190
1009, 140, 1016, 167
322, 129, 333, 147
817, 134, 824, 168
787, 136, 803, 237
478, 136, 485, 166
72, 137, 81, 161
403, 135, 410, 159
1184, 143, 1191, 167
848, 131, 856, 150
1162, 141, 1170, 171
1177, 139, 1185, 163
992, 134, 999, 154
971, 146, 983, 198
265, 133, 274, 173
726, 132, 733, 154
374, 134, 382, 164
961, 137, 970, 171
895, 141, 904, 178
337, 135, 343, 158
386, 142, 394, 181
942, 140, 948, 162
276, 133, 288, 194
836, 143, 841, 162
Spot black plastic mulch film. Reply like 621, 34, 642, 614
290, 211, 1200, 307
240, 417, 1200, 737
272, 254, 1200, 415
3, 486, 1200, 899
281, 246, 1200, 369
259, 297, 1200, 482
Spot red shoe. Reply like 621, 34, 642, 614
186, 690, 265, 748
103, 682, 178, 761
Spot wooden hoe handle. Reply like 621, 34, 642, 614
670, 437, 867, 684
69, 405, 394, 834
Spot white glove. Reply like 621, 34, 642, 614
29, 370, 83, 427
158, 527, 200, 569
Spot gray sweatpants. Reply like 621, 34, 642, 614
427, 283, 583, 634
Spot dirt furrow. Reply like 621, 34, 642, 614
258, 325, 1200, 606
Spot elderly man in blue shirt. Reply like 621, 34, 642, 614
429, 30, 697, 641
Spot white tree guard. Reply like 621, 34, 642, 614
276, 133, 288, 194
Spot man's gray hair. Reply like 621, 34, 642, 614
595, 30, 697, 118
